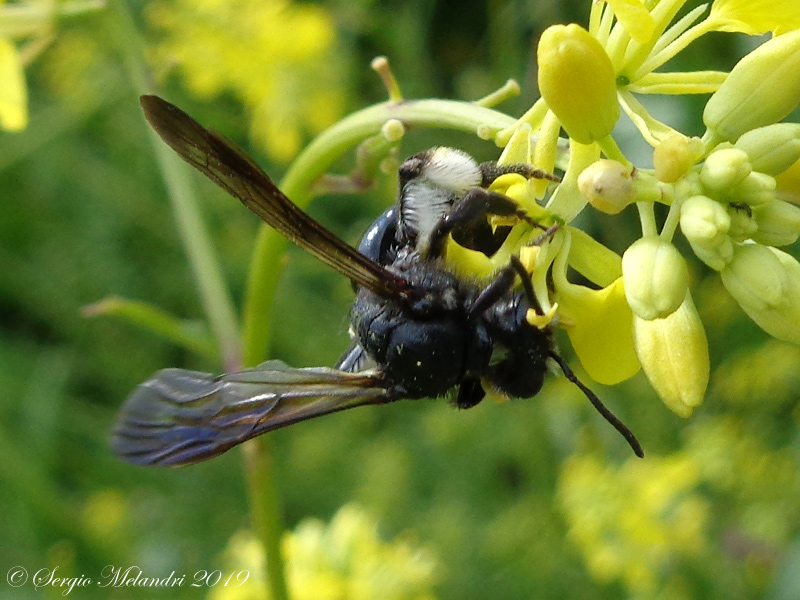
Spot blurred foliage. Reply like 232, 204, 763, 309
1, 1, 800, 599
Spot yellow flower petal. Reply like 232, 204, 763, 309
0, 38, 28, 131
605, 0, 656, 43
557, 278, 641, 385
709, 0, 800, 35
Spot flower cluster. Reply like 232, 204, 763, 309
453, 0, 800, 418
146, 0, 348, 163
557, 451, 708, 597
208, 505, 438, 600
558, 414, 800, 597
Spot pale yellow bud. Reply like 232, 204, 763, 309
634, 292, 709, 418
703, 29, 800, 142
622, 236, 689, 320
734, 123, 800, 176
700, 148, 751, 193
731, 171, 776, 207
721, 244, 800, 345
577, 159, 635, 214
680, 195, 734, 271
653, 133, 703, 183
751, 200, 800, 246
721, 243, 785, 310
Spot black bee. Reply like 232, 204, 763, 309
110, 96, 642, 467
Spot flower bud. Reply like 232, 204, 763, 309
752, 200, 800, 246
721, 244, 800, 344
653, 133, 703, 183
722, 242, 786, 309
703, 28, 800, 142
380, 118, 405, 142
734, 123, 800, 176
699, 148, 751, 194
680, 195, 734, 271
622, 236, 689, 320
537, 24, 619, 144
634, 292, 709, 417
577, 159, 635, 214
730, 171, 776, 207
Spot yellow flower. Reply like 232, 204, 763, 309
707, 0, 800, 35
147, 0, 347, 163
556, 277, 641, 385
209, 505, 437, 600
0, 38, 27, 131
558, 452, 709, 596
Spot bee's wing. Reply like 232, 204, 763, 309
140, 95, 413, 301
111, 360, 395, 467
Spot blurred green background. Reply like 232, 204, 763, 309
3, 1, 800, 599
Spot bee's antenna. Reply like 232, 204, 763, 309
548, 351, 644, 458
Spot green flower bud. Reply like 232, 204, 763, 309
721, 243, 785, 309
380, 118, 405, 142
751, 200, 800, 246
577, 159, 635, 214
734, 123, 800, 176
699, 148, 751, 194
721, 244, 800, 344
653, 133, 703, 183
537, 24, 619, 144
680, 195, 734, 271
634, 292, 709, 418
703, 28, 800, 142
730, 171, 776, 207
622, 236, 689, 320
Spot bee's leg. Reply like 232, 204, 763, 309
478, 162, 561, 187
454, 377, 486, 409
428, 188, 540, 258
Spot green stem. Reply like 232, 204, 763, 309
110, 0, 241, 371
636, 201, 659, 237
243, 441, 289, 600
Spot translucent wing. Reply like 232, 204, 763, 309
140, 95, 413, 300
111, 360, 395, 466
